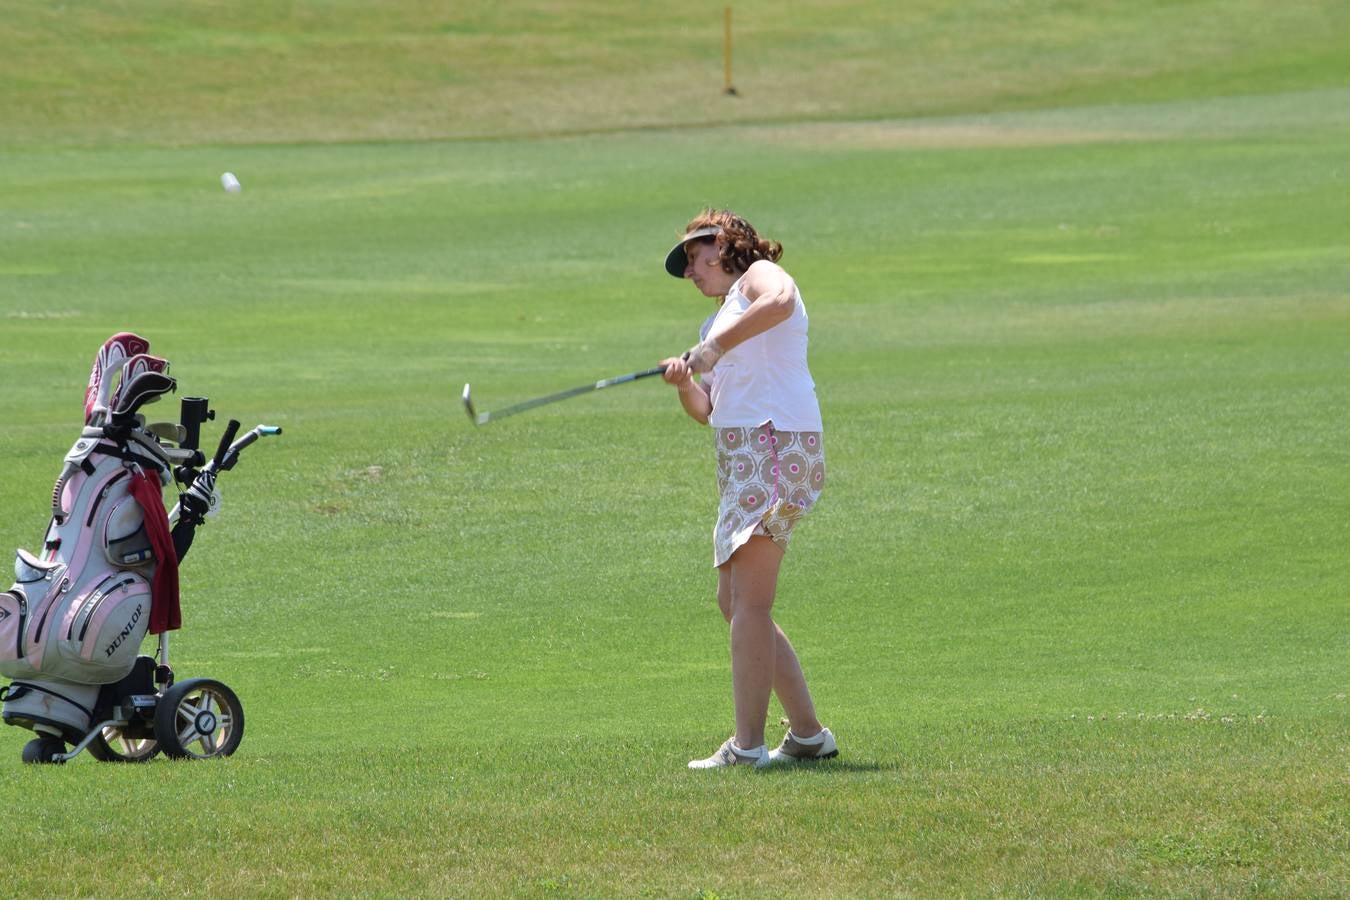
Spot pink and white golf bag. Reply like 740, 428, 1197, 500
1, 333, 193, 740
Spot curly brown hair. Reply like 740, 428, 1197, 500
682, 208, 783, 275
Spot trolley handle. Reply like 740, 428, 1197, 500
212, 419, 241, 469
219, 425, 283, 472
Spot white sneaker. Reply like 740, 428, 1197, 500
768, 726, 838, 764
688, 737, 770, 769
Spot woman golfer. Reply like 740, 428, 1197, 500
660, 208, 837, 769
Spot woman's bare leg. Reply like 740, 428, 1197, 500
771, 625, 823, 738
720, 536, 819, 748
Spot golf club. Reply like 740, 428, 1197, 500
462, 365, 667, 427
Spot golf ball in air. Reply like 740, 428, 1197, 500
221, 172, 242, 193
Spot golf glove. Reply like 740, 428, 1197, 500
684, 337, 724, 374
180, 469, 222, 521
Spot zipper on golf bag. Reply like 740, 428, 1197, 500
0, 590, 26, 661
68, 573, 138, 642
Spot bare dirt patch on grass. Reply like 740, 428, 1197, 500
745, 119, 1155, 151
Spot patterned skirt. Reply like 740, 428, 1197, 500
713, 421, 825, 567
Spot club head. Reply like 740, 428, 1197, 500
462, 383, 485, 427
147, 422, 188, 444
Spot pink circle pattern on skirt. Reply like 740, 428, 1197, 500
713, 422, 825, 567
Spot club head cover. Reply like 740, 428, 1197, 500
182, 468, 221, 520
110, 355, 176, 422
85, 332, 150, 424
110, 353, 171, 415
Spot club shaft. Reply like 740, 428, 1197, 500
478, 366, 665, 424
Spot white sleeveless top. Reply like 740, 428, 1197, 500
700, 277, 823, 431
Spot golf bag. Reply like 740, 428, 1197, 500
0, 332, 280, 762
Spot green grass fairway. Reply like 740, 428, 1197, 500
5, 1, 1349, 147
1, 3, 1348, 897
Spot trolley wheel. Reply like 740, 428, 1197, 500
22, 736, 67, 764
88, 727, 160, 763
153, 678, 244, 759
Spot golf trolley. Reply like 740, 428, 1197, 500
0, 333, 281, 763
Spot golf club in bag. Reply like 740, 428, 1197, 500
0, 332, 282, 763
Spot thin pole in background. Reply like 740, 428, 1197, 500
724, 6, 738, 95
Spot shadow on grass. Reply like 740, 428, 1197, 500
758, 759, 889, 776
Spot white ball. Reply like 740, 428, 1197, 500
221, 172, 242, 193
